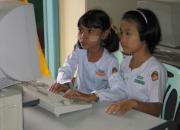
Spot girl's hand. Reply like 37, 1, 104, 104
49, 83, 69, 93
64, 89, 97, 102
105, 99, 138, 115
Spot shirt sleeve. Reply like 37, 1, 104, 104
94, 72, 128, 102
56, 47, 79, 84
148, 65, 167, 103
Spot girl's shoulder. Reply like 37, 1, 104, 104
103, 49, 119, 63
73, 44, 86, 54
145, 56, 167, 74
147, 56, 164, 68
104, 49, 117, 58
120, 55, 132, 66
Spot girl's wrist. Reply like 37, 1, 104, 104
130, 99, 138, 109
90, 93, 99, 102
61, 84, 70, 92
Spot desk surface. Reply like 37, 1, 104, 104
23, 103, 165, 130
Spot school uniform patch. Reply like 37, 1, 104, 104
151, 71, 158, 81
112, 67, 118, 74
134, 79, 145, 85
96, 70, 105, 76
134, 75, 145, 85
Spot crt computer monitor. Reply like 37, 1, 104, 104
137, 1, 180, 48
0, 1, 41, 81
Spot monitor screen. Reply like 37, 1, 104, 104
0, 1, 41, 81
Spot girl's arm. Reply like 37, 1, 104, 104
132, 100, 161, 116
105, 99, 161, 117
56, 45, 79, 84
49, 43, 79, 93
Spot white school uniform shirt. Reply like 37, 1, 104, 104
56, 46, 119, 93
97, 56, 167, 102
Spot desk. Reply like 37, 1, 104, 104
23, 103, 165, 130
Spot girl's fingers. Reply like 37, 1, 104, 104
105, 104, 118, 114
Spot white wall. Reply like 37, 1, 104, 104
59, 0, 85, 65
86, 0, 138, 29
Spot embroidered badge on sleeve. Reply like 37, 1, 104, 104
112, 67, 118, 74
151, 71, 159, 81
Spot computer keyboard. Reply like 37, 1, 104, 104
20, 79, 92, 116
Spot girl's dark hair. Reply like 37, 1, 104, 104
122, 8, 161, 53
77, 9, 119, 52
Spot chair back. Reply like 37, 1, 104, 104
174, 102, 180, 130
113, 51, 123, 65
161, 64, 180, 121
149, 121, 178, 130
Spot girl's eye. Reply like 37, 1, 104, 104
88, 29, 93, 33
120, 30, 131, 37
125, 31, 130, 36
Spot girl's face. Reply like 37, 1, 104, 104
78, 25, 105, 50
120, 19, 145, 55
